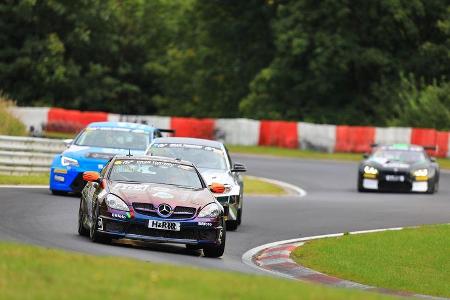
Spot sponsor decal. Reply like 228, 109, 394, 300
54, 169, 67, 174
54, 175, 65, 182
152, 192, 174, 199
198, 222, 212, 227
115, 183, 148, 191
152, 186, 171, 192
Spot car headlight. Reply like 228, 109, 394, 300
105, 194, 129, 211
413, 169, 428, 177
363, 166, 378, 175
198, 203, 221, 218
61, 156, 79, 167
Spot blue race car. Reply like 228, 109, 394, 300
50, 122, 167, 195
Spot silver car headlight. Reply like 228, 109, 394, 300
198, 203, 221, 218
105, 194, 129, 211
61, 156, 79, 167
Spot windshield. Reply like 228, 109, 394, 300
75, 128, 149, 150
109, 159, 203, 189
149, 143, 228, 170
373, 149, 427, 163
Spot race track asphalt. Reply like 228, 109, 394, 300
0, 154, 449, 274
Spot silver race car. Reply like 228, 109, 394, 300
146, 138, 246, 230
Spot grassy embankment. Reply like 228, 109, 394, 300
291, 224, 450, 298
0, 242, 396, 300
228, 145, 450, 169
0, 99, 27, 136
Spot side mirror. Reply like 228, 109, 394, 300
64, 139, 73, 147
430, 157, 436, 162
363, 153, 369, 159
83, 171, 100, 182
231, 163, 247, 173
210, 182, 225, 194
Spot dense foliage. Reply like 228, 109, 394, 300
0, 0, 449, 129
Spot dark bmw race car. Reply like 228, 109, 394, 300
358, 144, 440, 194
78, 155, 226, 257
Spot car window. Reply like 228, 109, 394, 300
74, 128, 149, 150
149, 143, 228, 170
373, 149, 426, 163
109, 159, 203, 189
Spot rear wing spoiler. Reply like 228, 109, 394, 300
158, 128, 175, 136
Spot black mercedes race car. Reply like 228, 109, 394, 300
357, 144, 440, 194
78, 155, 227, 257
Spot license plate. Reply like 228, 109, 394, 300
148, 220, 180, 231
385, 175, 405, 182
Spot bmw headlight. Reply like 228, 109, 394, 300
198, 203, 221, 218
413, 169, 428, 177
364, 166, 378, 175
105, 194, 129, 211
61, 156, 79, 167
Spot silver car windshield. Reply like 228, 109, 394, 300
75, 128, 149, 150
150, 143, 228, 170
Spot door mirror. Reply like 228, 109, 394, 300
430, 157, 436, 162
63, 139, 73, 147
83, 171, 100, 182
231, 163, 247, 172
210, 182, 225, 194
363, 153, 369, 159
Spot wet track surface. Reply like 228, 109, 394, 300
1, 154, 449, 274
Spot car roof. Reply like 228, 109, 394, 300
377, 144, 424, 151
87, 122, 155, 132
152, 137, 224, 148
112, 154, 195, 167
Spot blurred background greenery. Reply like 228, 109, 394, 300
0, 0, 448, 129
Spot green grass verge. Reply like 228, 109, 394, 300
228, 145, 450, 169
291, 224, 450, 298
0, 242, 396, 300
43, 131, 76, 139
0, 174, 286, 196
0, 173, 49, 185
244, 176, 286, 195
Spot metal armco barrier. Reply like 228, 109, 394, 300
0, 135, 65, 175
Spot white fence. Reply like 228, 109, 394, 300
0, 135, 65, 175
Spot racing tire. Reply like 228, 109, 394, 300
357, 176, 366, 192
236, 208, 242, 226
203, 221, 226, 258
426, 180, 437, 194
89, 205, 111, 244
226, 219, 238, 231
51, 189, 68, 196
78, 204, 89, 237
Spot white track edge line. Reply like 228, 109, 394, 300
0, 185, 48, 189
246, 175, 307, 197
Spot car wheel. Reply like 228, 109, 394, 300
357, 176, 366, 192
78, 203, 89, 237
89, 205, 110, 244
236, 208, 242, 226
51, 189, 68, 196
226, 219, 238, 231
426, 180, 436, 194
203, 221, 226, 258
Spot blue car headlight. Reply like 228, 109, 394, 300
61, 156, 79, 167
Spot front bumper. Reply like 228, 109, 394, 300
97, 210, 224, 246
50, 157, 107, 193
361, 172, 431, 193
